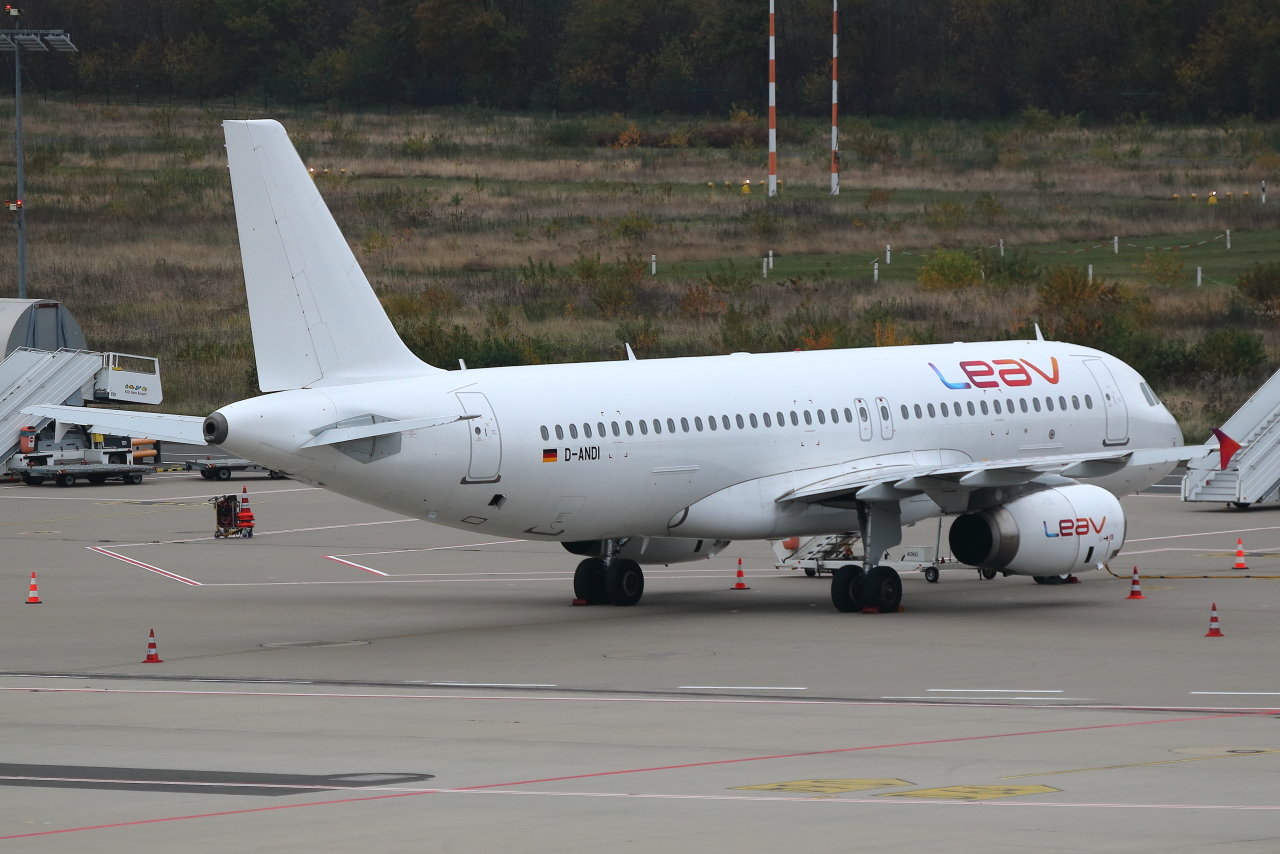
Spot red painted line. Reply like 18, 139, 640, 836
323, 556, 387, 576
0, 710, 1261, 841
87, 547, 200, 586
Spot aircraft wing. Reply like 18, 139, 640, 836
21, 405, 208, 445
779, 444, 1214, 504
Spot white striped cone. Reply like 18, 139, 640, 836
143, 629, 164, 663
731, 558, 749, 590
1233, 538, 1248, 570
25, 571, 41, 604
1125, 567, 1144, 600
1205, 603, 1224, 638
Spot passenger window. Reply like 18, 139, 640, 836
735, 414, 745, 429
598, 421, 606, 437
680, 417, 689, 432
967, 401, 976, 416
777, 411, 786, 425
583, 423, 592, 438
844, 407, 853, 422
790, 411, 799, 426
611, 421, 620, 436
639, 420, 649, 435
708, 416, 717, 431
913, 404, 922, 419
747, 413, 757, 428
992, 400, 1001, 414
763, 412, 772, 427
817, 409, 826, 424
1032, 398, 1041, 412
940, 402, 949, 417
954, 400, 963, 416
555, 425, 564, 440
880, 405, 890, 421
830, 408, 839, 423
1045, 397, 1054, 412
723, 415, 731, 430
1058, 396, 1067, 411
980, 400, 989, 415
695, 416, 703, 431
859, 407, 868, 422
900, 405, 910, 420
1071, 396, 1080, 410
667, 418, 675, 433
804, 410, 813, 425
570, 423, 579, 439
927, 403, 936, 417
653, 419, 662, 434
540, 426, 549, 441
625, 420, 634, 436
1020, 398, 1028, 413
1084, 394, 1093, 409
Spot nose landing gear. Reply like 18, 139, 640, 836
573, 547, 645, 607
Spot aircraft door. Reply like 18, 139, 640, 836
875, 396, 894, 440
854, 398, 873, 441
1083, 359, 1129, 445
456, 392, 502, 482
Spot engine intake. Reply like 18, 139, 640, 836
949, 484, 1125, 576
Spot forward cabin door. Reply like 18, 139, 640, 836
1083, 359, 1129, 446
456, 392, 502, 482
854, 398, 873, 441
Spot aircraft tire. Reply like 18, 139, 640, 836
605, 559, 644, 607
924, 566, 940, 584
573, 558, 608, 605
864, 566, 903, 612
830, 565, 865, 612
981, 567, 999, 580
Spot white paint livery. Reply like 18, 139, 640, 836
55, 120, 1226, 612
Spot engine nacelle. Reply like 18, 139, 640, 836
948, 484, 1125, 576
563, 537, 731, 566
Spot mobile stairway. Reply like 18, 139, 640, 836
1183, 368, 1280, 508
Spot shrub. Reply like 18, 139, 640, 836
705, 260, 757, 295
918, 250, 983, 290
1192, 328, 1267, 377
544, 120, 592, 147
979, 248, 1040, 288
1135, 251, 1188, 287
1236, 261, 1280, 315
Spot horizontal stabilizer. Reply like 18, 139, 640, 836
301, 414, 477, 448
21, 405, 207, 445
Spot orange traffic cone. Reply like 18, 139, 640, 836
1233, 538, 1248, 570
143, 629, 164, 663
1205, 603, 1224, 637
237, 486, 255, 533
731, 558, 749, 590
1126, 567, 1145, 600
25, 571, 41, 604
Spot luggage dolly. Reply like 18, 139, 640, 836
211, 488, 256, 538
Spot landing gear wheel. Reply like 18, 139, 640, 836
215, 467, 232, 481
830, 564, 865, 612
605, 558, 644, 606
980, 567, 998, 580
864, 566, 903, 613
923, 565, 940, 584
1033, 575, 1048, 585
573, 558, 608, 605
804, 567, 818, 578
56, 473, 76, 488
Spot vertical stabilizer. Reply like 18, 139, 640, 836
223, 120, 436, 391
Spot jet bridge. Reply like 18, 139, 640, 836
1183, 368, 1280, 507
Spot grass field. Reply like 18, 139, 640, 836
0, 99, 1277, 442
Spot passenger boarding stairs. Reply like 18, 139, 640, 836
771, 532, 863, 572
0, 348, 105, 460
1183, 368, 1280, 506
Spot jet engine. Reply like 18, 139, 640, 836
948, 484, 1125, 576
563, 537, 730, 566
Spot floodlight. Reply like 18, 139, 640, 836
13, 33, 45, 50
0, 34, 13, 51
43, 33, 76, 52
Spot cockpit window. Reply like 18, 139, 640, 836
1139, 382, 1161, 407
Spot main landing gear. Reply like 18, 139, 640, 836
573, 557, 644, 607
830, 564, 903, 614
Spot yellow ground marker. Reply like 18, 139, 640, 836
734, 779, 912, 794
878, 785, 1060, 800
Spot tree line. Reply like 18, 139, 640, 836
19, 0, 1280, 120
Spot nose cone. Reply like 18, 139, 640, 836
208, 389, 340, 476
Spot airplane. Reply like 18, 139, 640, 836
27, 119, 1228, 613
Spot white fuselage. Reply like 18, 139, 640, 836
213, 339, 1183, 544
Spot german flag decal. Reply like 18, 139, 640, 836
542, 448, 558, 463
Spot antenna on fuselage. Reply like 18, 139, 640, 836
625, 343, 638, 361
1034, 323, 1045, 341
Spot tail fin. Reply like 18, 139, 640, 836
223, 120, 437, 391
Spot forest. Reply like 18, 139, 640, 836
21, 0, 1280, 121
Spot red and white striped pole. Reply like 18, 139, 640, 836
767, 0, 777, 197
830, 0, 839, 195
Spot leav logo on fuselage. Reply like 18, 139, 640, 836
1044, 516, 1107, 537
929, 357, 1060, 390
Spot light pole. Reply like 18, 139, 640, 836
1, 7, 77, 299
